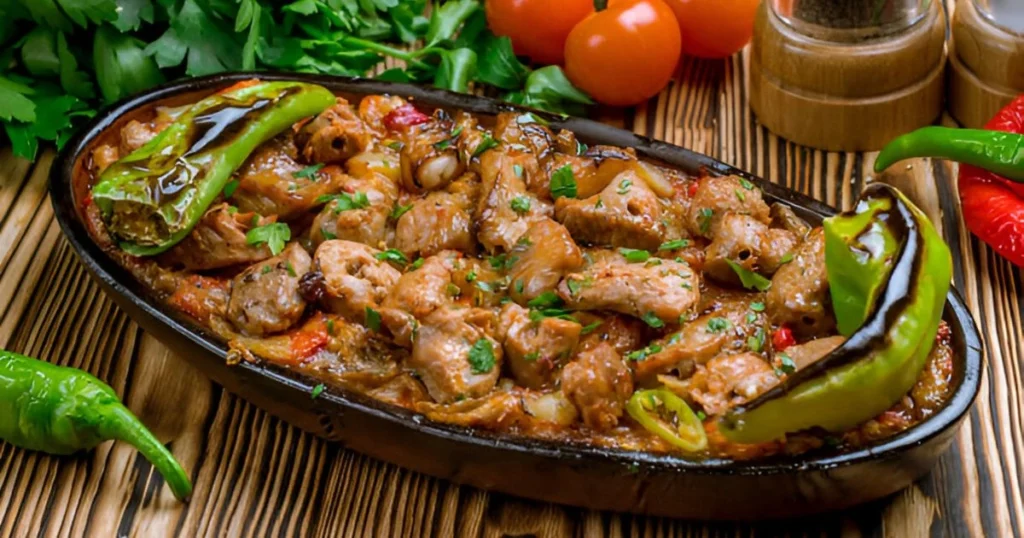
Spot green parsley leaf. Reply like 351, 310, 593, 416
550, 165, 577, 199
510, 196, 531, 214
515, 111, 549, 126
433, 125, 464, 150
581, 321, 602, 335
447, 282, 462, 296
222, 179, 240, 199
725, 260, 772, 292
576, 140, 588, 156
411, 257, 425, 269
595, 198, 604, 208
318, 192, 371, 213
326, 319, 335, 335
375, 249, 409, 266
696, 410, 707, 421
512, 164, 524, 179
780, 252, 794, 265
285, 261, 297, 277
735, 188, 746, 202
390, 203, 414, 220
747, 328, 765, 352
698, 208, 714, 234
778, 353, 797, 374
659, 239, 691, 251
310, 384, 326, 400
261, 265, 272, 275
523, 351, 540, 361
294, 163, 324, 179
321, 228, 338, 240
627, 342, 663, 361
465, 270, 477, 282
618, 248, 650, 263
514, 279, 525, 295
527, 291, 562, 309
616, 178, 632, 195
246, 222, 290, 256
365, 307, 382, 331
739, 178, 756, 191
706, 317, 731, 333
474, 35, 530, 90
467, 338, 496, 374
745, 312, 757, 324
750, 302, 766, 312
473, 133, 499, 156
566, 278, 582, 296
641, 312, 664, 329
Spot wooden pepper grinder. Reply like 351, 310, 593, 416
749, 0, 947, 152
948, 0, 1024, 127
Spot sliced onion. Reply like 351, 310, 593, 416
637, 161, 674, 198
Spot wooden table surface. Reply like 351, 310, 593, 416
1, 49, 1022, 538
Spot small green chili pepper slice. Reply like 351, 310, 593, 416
626, 388, 708, 453
92, 80, 335, 256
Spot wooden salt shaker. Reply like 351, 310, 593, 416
948, 0, 1024, 127
750, 0, 946, 152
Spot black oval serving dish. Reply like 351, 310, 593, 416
49, 72, 983, 520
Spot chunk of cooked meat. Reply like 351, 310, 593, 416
450, 257, 505, 307
555, 169, 666, 250
381, 252, 458, 318
295, 97, 375, 163
357, 95, 409, 134
301, 240, 402, 323
164, 204, 272, 271
633, 301, 761, 383
498, 303, 581, 389
759, 228, 800, 275
766, 228, 835, 337
476, 150, 552, 252
394, 174, 479, 258
686, 175, 770, 238
409, 305, 502, 403
577, 314, 649, 356
92, 144, 120, 174
400, 112, 466, 193
310, 168, 398, 247
561, 342, 633, 430
507, 219, 583, 303
417, 391, 526, 429
119, 119, 159, 154
687, 352, 778, 416
346, 150, 401, 184
783, 335, 844, 370
702, 212, 769, 285
558, 253, 699, 324
770, 203, 811, 237
226, 243, 312, 336
232, 136, 345, 221
493, 112, 555, 162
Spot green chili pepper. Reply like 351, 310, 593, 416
874, 126, 1024, 182
0, 350, 192, 501
92, 80, 335, 256
719, 184, 952, 443
626, 388, 707, 453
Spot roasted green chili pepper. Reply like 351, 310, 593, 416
92, 80, 335, 256
719, 184, 952, 443
875, 126, 1024, 183
0, 350, 192, 501
626, 388, 707, 453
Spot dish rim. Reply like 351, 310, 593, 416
49, 71, 984, 476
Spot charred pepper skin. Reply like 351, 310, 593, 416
874, 95, 1024, 268
718, 184, 952, 444
92, 80, 335, 256
0, 350, 193, 501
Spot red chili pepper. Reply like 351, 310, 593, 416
772, 325, 796, 351
955, 97, 1024, 267
383, 103, 430, 131
687, 180, 700, 198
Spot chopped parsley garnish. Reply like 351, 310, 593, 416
734, 188, 746, 202
698, 208, 714, 234
627, 342, 663, 361
390, 203, 414, 220
576, 140, 588, 155
739, 177, 756, 191
317, 191, 371, 213
780, 252, 794, 265
387, 141, 404, 151
581, 321, 602, 335
246, 223, 290, 256
227, 206, 238, 215
510, 196, 531, 214
514, 279, 525, 295
550, 164, 577, 199
527, 291, 563, 309
745, 312, 757, 324
726, 260, 772, 291
619, 248, 650, 263
513, 164, 524, 179
446, 282, 462, 296
365, 307, 381, 331
641, 312, 664, 329
321, 228, 337, 240
475, 280, 495, 293
747, 328, 765, 352
680, 282, 692, 290
467, 339, 496, 374
473, 133, 499, 156
777, 353, 797, 375
595, 198, 604, 208
222, 179, 240, 198
411, 257, 425, 270
284, 261, 297, 277
706, 317, 731, 333
310, 384, 326, 400
750, 302, 766, 312
659, 239, 691, 251
261, 265, 272, 275
487, 253, 517, 271
326, 319, 336, 335
516, 112, 549, 125
528, 308, 577, 323
465, 270, 477, 282
293, 163, 324, 179
696, 410, 707, 421
375, 249, 409, 266
433, 126, 463, 150
566, 278, 582, 296
523, 351, 540, 361
616, 178, 633, 195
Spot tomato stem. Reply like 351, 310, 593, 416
593, 0, 608, 11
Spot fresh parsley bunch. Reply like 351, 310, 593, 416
0, 0, 591, 162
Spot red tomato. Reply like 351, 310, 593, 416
563, 0, 682, 107
486, 0, 592, 65
772, 325, 796, 351
664, 0, 760, 59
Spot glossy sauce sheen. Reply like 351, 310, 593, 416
81, 89, 956, 460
